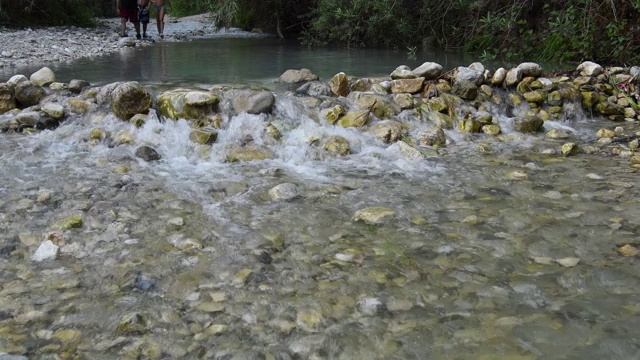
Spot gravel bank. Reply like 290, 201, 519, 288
0, 14, 217, 72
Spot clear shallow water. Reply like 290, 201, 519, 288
0, 39, 639, 359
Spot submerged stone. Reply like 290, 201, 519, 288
353, 206, 396, 224
135, 146, 161, 161
323, 135, 351, 155
336, 111, 369, 128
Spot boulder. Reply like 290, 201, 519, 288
390, 65, 415, 79
330, 72, 350, 97
96, 82, 124, 105
41, 103, 65, 119
577, 61, 603, 77
517, 62, 543, 77
505, 68, 523, 87
323, 136, 351, 155
389, 78, 424, 94
228, 145, 275, 162
14, 81, 46, 107
412, 62, 443, 80
296, 81, 332, 97
279, 68, 318, 84
111, 82, 152, 120
30, 67, 56, 87
351, 93, 396, 118
324, 105, 346, 124
189, 128, 218, 145
69, 79, 90, 94
514, 115, 544, 133
336, 111, 370, 128
451, 80, 478, 100
135, 146, 161, 161
369, 120, 406, 143
65, 98, 90, 114
418, 127, 446, 147
0, 83, 16, 114
268, 183, 299, 201
157, 89, 219, 120
454, 66, 483, 86
232, 89, 276, 114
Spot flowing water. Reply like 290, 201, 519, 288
1, 37, 640, 359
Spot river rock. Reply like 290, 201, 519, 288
336, 111, 369, 128
118, 37, 136, 47
65, 98, 90, 114
390, 65, 415, 79
96, 82, 123, 104
296, 81, 331, 97
451, 80, 477, 100
323, 135, 351, 155
351, 93, 396, 118
227, 145, 274, 162
158, 89, 219, 120
561, 142, 579, 156
7, 74, 28, 86
268, 183, 299, 201
514, 115, 544, 133
279, 68, 319, 84
577, 61, 603, 77
69, 79, 90, 94
353, 206, 395, 224
14, 81, 45, 107
369, 120, 405, 143
0, 83, 16, 114
110, 81, 151, 120
458, 118, 481, 133
135, 146, 161, 161
389, 77, 424, 94
418, 127, 446, 146
30, 67, 56, 87
482, 124, 501, 135
412, 62, 443, 80
189, 128, 218, 145
492, 68, 507, 85
49, 82, 69, 91
32, 240, 59, 262
517, 62, 543, 77
505, 68, 523, 87
232, 89, 275, 114
422, 109, 453, 129
454, 66, 483, 86
324, 104, 346, 124
15, 111, 41, 127
41, 103, 65, 119
330, 72, 350, 97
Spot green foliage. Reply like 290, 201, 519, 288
210, 0, 240, 28
0, 0, 98, 27
171, 0, 211, 17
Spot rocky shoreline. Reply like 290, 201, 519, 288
0, 14, 218, 70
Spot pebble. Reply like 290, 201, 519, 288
31, 240, 59, 262
555, 257, 580, 268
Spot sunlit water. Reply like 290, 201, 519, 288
0, 37, 639, 359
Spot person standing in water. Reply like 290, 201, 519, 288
116, 0, 141, 39
150, 0, 173, 39
138, 0, 151, 38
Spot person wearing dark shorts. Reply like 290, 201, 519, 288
138, 0, 151, 38
116, 0, 141, 39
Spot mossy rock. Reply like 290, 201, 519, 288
353, 206, 396, 224
227, 146, 275, 162
458, 118, 481, 133
336, 111, 370, 128
56, 215, 83, 230
325, 105, 346, 125
353, 94, 396, 119
158, 89, 219, 120
523, 90, 547, 104
514, 115, 544, 133
189, 128, 218, 145
323, 135, 351, 155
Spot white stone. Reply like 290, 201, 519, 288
517, 62, 543, 77
454, 66, 484, 86
7, 74, 28, 86
555, 257, 580, 268
505, 68, 523, 87
577, 61, 603, 77
30, 67, 56, 86
412, 62, 443, 80
41, 103, 65, 119
268, 183, 299, 201
492, 68, 507, 85
32, 240, 59, 262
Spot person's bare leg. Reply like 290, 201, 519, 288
134, 22, 141, 37
159, 8, 166, 37
120, 17, 127, 36
155, 11, 161, 36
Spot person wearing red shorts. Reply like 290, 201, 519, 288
116, 0, 142, 39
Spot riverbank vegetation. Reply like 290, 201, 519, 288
1, 0, 639, 65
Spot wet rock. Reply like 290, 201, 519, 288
508, 170, 528, 180
31, 240, 59, 262
388, 141, 425, 160
195, 302, 225, 313
0, 83, 16, 114
110, 81, 152, 120
451, 80, 477, 100
458, 118, 481, 133
596, 128, 616, 138
336, 111, 369, 128
115, 313, 147, 336
7, 74, 28, 86
546, 128, 570, 139
296, 81, 331, 97
189, 128, 218, 145
322, 135, 350, 156
523, 90, 547, 103
555, 257, 580, 267
279, 68, 318, 85
167, 234, 203, 250
268, 183, 299, 201
482, 124, 501, 135
390, 65, 415, 79
517, 62, 543, 77
389, 77, 425, 94
618, 244, 640, 257
351, 93, 396, 118
454, 66, 483, 86
356, 297, 385, 316
227, 145, 275, 162
56, 214, 83, 230
50, 82, 70, 91
30, 67, 55, 87
41, 103, 64, 119
492, 68, 507, 85
130, 113, 147, 127
296, 309, 324, 332
412, 62, 443, 80
330, 72, 350, 97
157, 89, 219, 120
135, 146, 161, 161
393, 93, 414, 109
232, 269, 253, 287
14, 81, 45, 107
324, 104, 346, 124
69, 79, 90, 93
369, 120, 405, 143
353, 206, 396, 224
65, 98, 90, 114
421, 109, 453, 129
418, 127, 447, 146
232, 89, 276, 114
505, 68, 523, 87
561, 142, 579, 156
205, 324, 228, 335
514, 115, 543, 133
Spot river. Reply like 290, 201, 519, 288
0, 36, 639, 359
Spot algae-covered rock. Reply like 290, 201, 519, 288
596, 101, 624, 116
523, 90, 547, 104
458, 118, 481, 133
269, 183, 299, 201
115, 313, 147, 336
0, 83, 17, 114
227, 145, 275, 162
393, 93, 414, 109
189, 128, 218, 145
451, 80, 478, 100
352, 93, 396, 118
336, 111, 369, 128
561, 142, 579, 156
514, 115, 544, 133
369, 120, 406, 143
323, 135, 351, 155
581, 91, 599, 108
110, 81, 151, 120
418, 127, 446, 146
420, 108, 453, 129
231, 89, 275, 115
482, 124, 501, 135
389, 78, 424, 94
157, 89, 219, 120
330, 72, 350, 97
427, 97, 448, 113
56, 215, 83, 230
596, 128, 616, 138
546, 128, 570, 139
324, 105, 346, 125
353, 206, 396, 224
